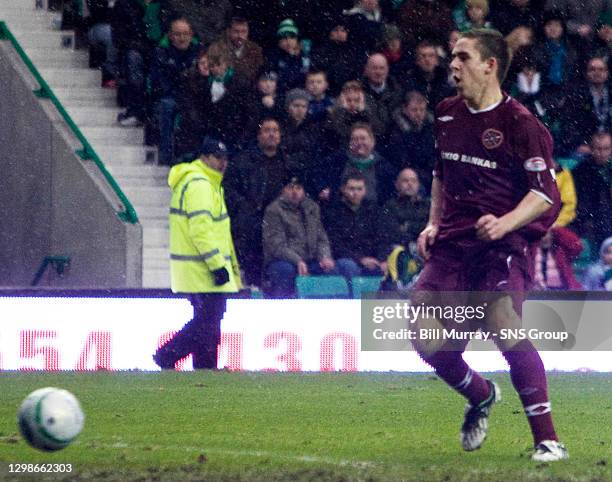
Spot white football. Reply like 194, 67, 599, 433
18, 387, 85, 451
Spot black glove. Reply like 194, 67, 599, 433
212, 267, 230, 286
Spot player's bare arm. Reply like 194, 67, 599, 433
417, 177, 443, 259
475, 191, 553, 242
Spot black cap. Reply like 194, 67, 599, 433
200, 137, 229, 157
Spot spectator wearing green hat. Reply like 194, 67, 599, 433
265, 18, 310, 93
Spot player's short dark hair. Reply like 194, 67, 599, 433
460, 29, 512, 84
341, 168, 366, 186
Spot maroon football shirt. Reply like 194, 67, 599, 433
433, 94, 560, 244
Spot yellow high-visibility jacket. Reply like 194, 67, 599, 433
554, 168, 577, 228
168, 159, 241, 293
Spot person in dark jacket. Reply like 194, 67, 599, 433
149, 17, 200, 165
386, 90, 436, 192
245, 70, 285, 134
113, 0, 164, 126
163, 0, 233, 47
378, 167, 430, 261
403, 40, 455, 109
314, 122, 395, 205
175, 42, 252, 157
263, 173, 337, 298
265, 19, 309, 93
323, 169, 384, 280
224, 118, 289, 285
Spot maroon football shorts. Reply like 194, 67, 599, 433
412, 233, 532, 317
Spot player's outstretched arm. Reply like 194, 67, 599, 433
475, 191, 552, 242
417, 177, 443, 259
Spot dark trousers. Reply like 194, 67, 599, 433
155, 293, 227, 369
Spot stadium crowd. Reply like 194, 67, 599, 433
70, 0, 611, 294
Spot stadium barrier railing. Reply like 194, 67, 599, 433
0, 20, 139, 224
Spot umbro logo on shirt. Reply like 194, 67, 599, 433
437, 116, 454, 122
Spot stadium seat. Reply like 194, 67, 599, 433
295, 275, 350, 299
351, 276, 383, 299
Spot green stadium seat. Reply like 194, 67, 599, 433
351, 276, 383, 298
295, 275, 350, 299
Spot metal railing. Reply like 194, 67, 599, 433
0, 20, 139, 224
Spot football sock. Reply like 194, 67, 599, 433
502, 340, 558, 445
425, 350, 491, 406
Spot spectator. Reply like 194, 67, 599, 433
325, 80, 385, 150
305, 70, 334, 124
225, 118, 288, 285
532, 227, 584, 290
113, 0, 164, 127
310, 15, 359, 96
403, 40, 455, 109
175, 42, 251, 157
531, 11, 579, 90
490, 0, 544, 38
558, 56, 609, 155
342, 0, 385, 65
593, 10, 612, 58
582, 236, 612, 290
315, 122, 395, 205
378, 167, 430, 260
455, 0, 493, 32
246, 70, 284, 132
361, 53, 403, 146
214, 16, 264, 82
84, 0, 118, 87
281, 88, 325, 186
397, 0, 455, 48
380, 23, 414, 81
572, 131, 612, 251
265, 19, 309, 93
532, 161, 582, 290
386, 90, 436, 191
544, 0, 607, 45
163, 0, 232, 47
149, 17, 200, 165
262, 172, 336, 298
323, 169, 385, 280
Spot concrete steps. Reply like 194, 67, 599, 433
1, 0, 167, 288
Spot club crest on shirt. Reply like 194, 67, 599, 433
481, 128, 504, 149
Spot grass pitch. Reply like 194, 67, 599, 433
0, 371, 610, 481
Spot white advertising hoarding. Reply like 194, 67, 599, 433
0, 297, 610, 372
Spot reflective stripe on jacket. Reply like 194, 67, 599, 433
168, 159, 240, 293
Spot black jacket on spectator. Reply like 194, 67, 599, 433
224, 145, 290, 283
378, 194, 430, 259
572, 155, 612, 250
311, 39, 360, 97
489, 0, 545, 36
281, 115, 326, 184
403, 66, 454, 110
312, 149, 395, 206
149, 41, 200, 99
324, 103, 385, 151
386, 109, 436, 191
265, 47, 308, 93
556, 82, 604, 154
84, 0, 112, 27
323, 198, 381, 261
362, 76, 404, 145
342, 7, 384, 66
112, 0, 164, 55
176, 68, 252, 155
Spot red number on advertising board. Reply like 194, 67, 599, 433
20, 330, 60, 370
320, 332, 357, 371
219, 333, 243, 370
75, 331, 112, 370
263, 332, 302, 371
